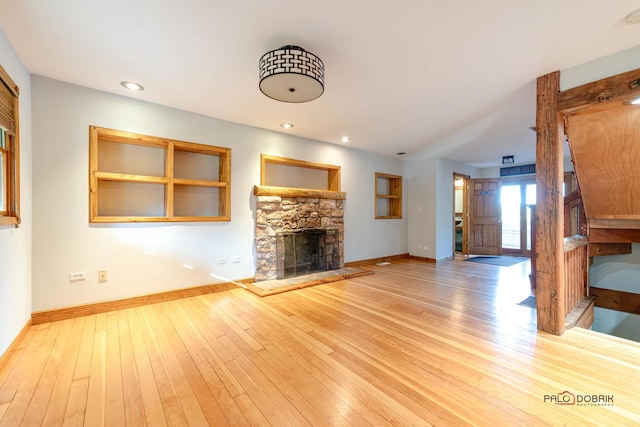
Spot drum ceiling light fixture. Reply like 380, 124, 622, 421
259, 45, 325, 103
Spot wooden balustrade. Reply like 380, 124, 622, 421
535, 68, 640, 334
563, 235, 589, 315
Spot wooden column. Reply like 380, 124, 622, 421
535, 71, 566, 335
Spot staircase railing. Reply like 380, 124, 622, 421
563, 235, 589, 316
530, 190, 592, 328
563, 190, 587, 237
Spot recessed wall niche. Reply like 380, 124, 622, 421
89, 126, 231, 222
375, 172, 402, 219
260, 154, 340, 191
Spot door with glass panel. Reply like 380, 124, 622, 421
500, 179, 536, 256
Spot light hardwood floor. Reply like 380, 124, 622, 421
1, 258, 640, 426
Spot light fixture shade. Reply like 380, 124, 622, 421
259, 45, 324, 103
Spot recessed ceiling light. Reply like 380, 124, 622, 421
280, 122, 294, 129
341, 136, 351, 143
627, 8, 640, 25
120, 81, 144, 91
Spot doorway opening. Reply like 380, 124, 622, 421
500, 179, 536, 256
453, 173, 469, 255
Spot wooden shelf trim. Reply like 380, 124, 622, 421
260, 153, 340, 172
253, 185, 346, 199
174, 140, 230, 155
173, 178, 229, 188
94, 173, 231, 187
94, 171, 169, 184
91, 215, 231, 223
375, 194, 400, 199
96, 129, 168, 148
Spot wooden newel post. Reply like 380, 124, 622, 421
535, 71, 566, 335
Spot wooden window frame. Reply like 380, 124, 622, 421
0, 65, 20, 227
375, 172, 402, 219
89, 126, 231, 223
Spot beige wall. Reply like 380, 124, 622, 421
0, 29, 32, 356
30, 76, 408, 311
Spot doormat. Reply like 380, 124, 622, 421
464, 256, 527, 267
517, 296, 537, 309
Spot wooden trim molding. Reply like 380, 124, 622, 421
345, 253, 413, 267
590, 287, 640, 315
564, 297, 595, 329
407, 255, 438, 264
31, 280, 252, 325
0, 318, 32, 375
588, 243, 632, 257
563, 235, 588, 253
589, 217, 640, 229
558, 68, 640, 114
588, 228, 640, 243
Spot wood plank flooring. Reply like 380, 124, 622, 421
1, 258, 640, 426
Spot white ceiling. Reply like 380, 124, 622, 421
1, 1, 639, 167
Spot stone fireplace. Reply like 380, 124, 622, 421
254, 187, 345, 282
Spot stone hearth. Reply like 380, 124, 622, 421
254, 191, 344, 282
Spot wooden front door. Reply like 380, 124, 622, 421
468, 179, 502, 255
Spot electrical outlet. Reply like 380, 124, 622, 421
217, 257, 227, 264
232, 256, 240, 263
417, 244, 423, 250
98, 269, 108, 283
424, 245, 429, 250
69, 272, 86, 283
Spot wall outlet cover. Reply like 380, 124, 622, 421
69, 272, 86, 282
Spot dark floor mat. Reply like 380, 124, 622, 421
517, 296, 536, 309
464, 256, 527, 267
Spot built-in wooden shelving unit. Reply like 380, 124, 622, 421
375, 172, 402, 219
89, 126, 231, 223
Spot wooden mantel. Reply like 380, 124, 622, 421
253, 185, 346, 200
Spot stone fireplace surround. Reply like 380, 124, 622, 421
254, 186, 345, 282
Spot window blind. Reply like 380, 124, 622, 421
0, 66, 18, 134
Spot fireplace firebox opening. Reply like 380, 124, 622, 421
276, 229, 328, 279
